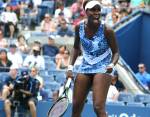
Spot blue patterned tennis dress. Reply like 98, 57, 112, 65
74, 22, 112, 74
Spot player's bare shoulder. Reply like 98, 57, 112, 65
104, 24, 115, 36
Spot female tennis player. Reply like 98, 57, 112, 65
67, 0, 119, 117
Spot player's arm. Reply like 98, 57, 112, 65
105, 25, 119, 65
70, 24, 81, 66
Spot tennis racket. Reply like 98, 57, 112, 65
47, 78, 72, 117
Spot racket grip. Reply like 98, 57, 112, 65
65, 78, 72, 88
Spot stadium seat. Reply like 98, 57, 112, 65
43, 88, 53, 99
134, 94, 150, 104
39, 70, 48, 76
53, 71, 66, 84
126, 102, 145, 107
42, 75, 55, 82
44, 81, 61, 92
44, 55, 55, 63
118, 92, 134, 104
146, 103, 150, 107
0, 72, 9, 82
106, 101, 125, 106
45, 61, 56, 71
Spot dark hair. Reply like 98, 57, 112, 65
59, 45, 67, 50
83, 0, 90, 10
114, 70, 118, 77
17, 35, 26, 41
9, 44, 17, 48
0, 49, 8, 60
0, 49, 7, 54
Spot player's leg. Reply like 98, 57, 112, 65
92, 73, 112, 117
72, 73, 93, 117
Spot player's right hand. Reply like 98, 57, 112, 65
66, 70, 74, 79
66, 65, 74, 79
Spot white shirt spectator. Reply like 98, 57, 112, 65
32, 0, 42, 7
0, 11, 18, 25
23, 55, 45, 70
101, 0, 113, 5
7, 51, 23, 68
107, 85, 119, 102
54, 7, 72, 23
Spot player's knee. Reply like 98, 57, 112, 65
93, 102, 105, 114
72, 99, 84, 113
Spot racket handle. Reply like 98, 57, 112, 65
65, 78, 72, 88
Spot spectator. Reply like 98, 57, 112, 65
20, 2, 38, 30
0, 49, 12, 72
33, 41, 42, 51
135, 63, 150, 89
40, 13, 56, 33
71, 0, 85, 25
107, 71, 121, 102
54, 1, 72, 23
105, 7, 120, 27
112, 70, 126, 92
70, 0, 84, 14
0, 30, 8, 48
0, 4, 18, 38
56, 18, 74, 37
118, 0, 132, 14
23, 45, 45, 70
7, 44, 23, 68
107, 83, 120, 102
72, 11, 86, 27
15, 35, 29, 54
30, 66, 48, 100
119, 8, 129, 20
32, 0, 42, 8
101, 0, 114, 16
4, 69, 40, 117
56, 49, 71, 70
2, 64, 18, 100
130, 0, 145, 8
55, 45, 66, 65
42, 35, 59, 57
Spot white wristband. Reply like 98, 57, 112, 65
108, 63, 114, 68
67, 65, 73, 71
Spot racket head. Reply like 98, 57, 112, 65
47, 97, 69, 117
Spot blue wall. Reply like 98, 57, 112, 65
140, 12, 150, 72
1, 100, 150, 117
115, 11, 150, 73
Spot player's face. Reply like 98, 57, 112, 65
87, 5, 101, 24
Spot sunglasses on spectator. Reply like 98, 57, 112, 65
139, 67, 144, 69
